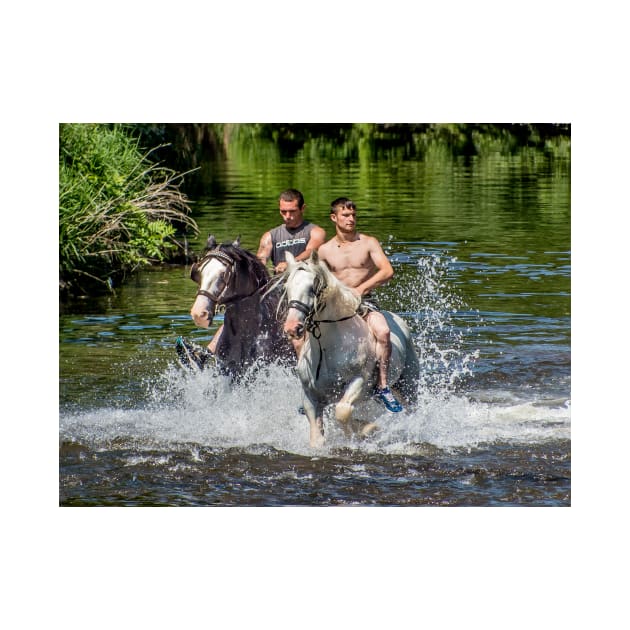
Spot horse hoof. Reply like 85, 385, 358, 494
335, 402, 353, 424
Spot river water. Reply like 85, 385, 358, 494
59, 141, 570, 506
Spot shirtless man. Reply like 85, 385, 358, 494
317, 197, 403, 412
178, 189, 325, 368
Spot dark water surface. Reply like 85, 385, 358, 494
60, 145, 570, 506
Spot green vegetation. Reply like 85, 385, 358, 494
135, 123, 570, 167
59, 123, 569, 297
59, 124, 198, 295
132, 123, 570, 198
217, 123, 570, 158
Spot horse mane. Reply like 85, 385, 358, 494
209, 241, 287, 325
313, 258, 361, 315
281, 255, 361, 317
209, 241, 270, 290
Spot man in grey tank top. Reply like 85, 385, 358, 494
257, 189, 326, 274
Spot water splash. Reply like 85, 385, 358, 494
59, 250, 569, 456
60, 358, 569, 458
383, 250, 480, 395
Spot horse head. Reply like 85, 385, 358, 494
282, 250, 363, 340
282, 251, 325, 340
189, 234, 262, 328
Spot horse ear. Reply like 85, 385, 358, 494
206, 234, 217, 250
190, 263, 201, 284
285, 252, 296, 267
233, 235, 241, 247
310, 249, 319, 264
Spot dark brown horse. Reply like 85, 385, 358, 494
184, 235, 292, 377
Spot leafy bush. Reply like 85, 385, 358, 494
59, 124, 198, 294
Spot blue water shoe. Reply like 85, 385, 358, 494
375, 387, 403, 413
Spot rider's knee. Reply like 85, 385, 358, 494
369, 316, 391, 344
375, 328, 391, 344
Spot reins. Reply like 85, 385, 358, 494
287, 288, 359, 380
287, 298, 358, 335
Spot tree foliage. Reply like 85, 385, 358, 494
59, 124, 198, 295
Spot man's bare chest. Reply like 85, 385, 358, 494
326, 242, 373, 273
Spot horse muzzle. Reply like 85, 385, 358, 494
285, 299, 311, 339
191, 294, 217, 328
283, 319, 305, 340
191, 311, 214, 328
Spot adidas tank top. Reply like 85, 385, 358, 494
269, 222, 315, 266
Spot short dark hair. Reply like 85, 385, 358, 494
279, 189, 305, 208
330, 197, 356, 213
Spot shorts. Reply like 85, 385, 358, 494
358, 293, 380, 317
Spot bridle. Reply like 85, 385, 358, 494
192, 248, 264, 306
287, 270, 358, 336
288, 296, 358, 337
286, 298, 320, 336
192, 249, 235, 303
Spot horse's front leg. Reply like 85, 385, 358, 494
302, 393, 325, 448
335, 377, 379, 438
335, 377, 366, 425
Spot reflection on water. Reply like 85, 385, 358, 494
59, 147, 570, 506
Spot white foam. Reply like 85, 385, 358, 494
60, 362, 570, 455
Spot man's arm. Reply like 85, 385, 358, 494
275, 225, 327, 273
294, 225, 327, 262
354, 236, 394, 296
256, 231, 273, 266
316, 238, 333, 267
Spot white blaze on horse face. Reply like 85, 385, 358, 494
190, 258, 229, 328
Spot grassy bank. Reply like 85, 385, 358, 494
59, 124, 198, 296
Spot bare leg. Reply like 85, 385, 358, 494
366, 311, 403, 412
376, 333, 391, 389
366, 312, 392, 389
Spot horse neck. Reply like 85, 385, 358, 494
223, 283, 280, 337
217, 295, 259, 359
317, 278, 360, 321
225, 263, 264, 304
